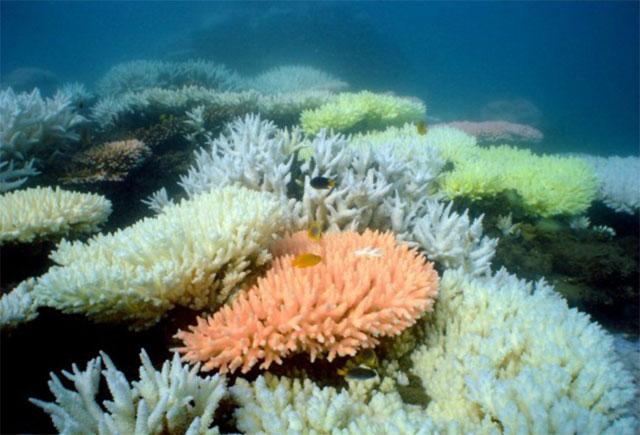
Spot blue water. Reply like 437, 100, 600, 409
1, 1, 638, 154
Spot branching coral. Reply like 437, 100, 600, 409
231, 374, 443, 434
0, 87, 85, 160
0, 186, 112, 244
175, 230, 438, 373
578, 154, 640, 214
410, 268, 638, 434
300, 91, 426, 135
0, 279, 39, 329
442, 145, 598, 217
33, 186, 286, 329
30, 350, 227, 435
0, 156, 39, 192
248, 65, 348, 93
412, 200, 498, 276
61, 139, 151, 184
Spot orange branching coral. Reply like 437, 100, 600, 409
175, 230, 439, 374
62, 139, 150, 184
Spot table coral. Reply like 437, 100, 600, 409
175, 230, 439, 374
32, 186, 286, 329
0, 186, 112, 244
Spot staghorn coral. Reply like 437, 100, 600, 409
30, 350, 227, 435
300, 91, 426, 135
0, 156, 39, 192
0, 87, 85, 160
410, 268, 638, 434
0, 186, 112, 244
175, 230, 439, 374
411, 200, 498, 276
248, 65, 348, 93
61, 139, 151, 184
32, 186, 286, 329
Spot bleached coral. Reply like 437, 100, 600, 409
410, 268, 638, 434
579, 155, 640, 214
33, 186, 286, 329
0, 278, 39, 329
0, 157, 39, 192
230, 375, 441, 434
91, 86, 333, 129
444, 120, 543, 143
30, 350, 226, 435
0, 186, 112, 244
248, 65, 348, 93
496, 212, 521, 237
97, 59, 243, 96
411, 200, 498, 276
0, 87, 85, 159
179, 114, 302, 200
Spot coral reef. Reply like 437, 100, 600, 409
0, 186, 112, 244
61, 139, 151, 184
31, 350, 227, 435
0, 157, 39, 192
32, 186, 287, 329
175, 230, 439, 373
410, 268, 637, 433
300, 91, 426, 134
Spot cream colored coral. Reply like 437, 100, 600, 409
410, 268, 638, 434
0, 278, 39, 329
33, 186, 286, 329
230, 374, 442, 434
0, 186, 111, 244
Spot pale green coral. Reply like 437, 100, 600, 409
300, 91, 426, 135
442, 145, 598, 216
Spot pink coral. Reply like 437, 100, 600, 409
444, 120, 543, 144
175, 230, 439, 374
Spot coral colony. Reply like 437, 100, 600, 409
0, 60, 638, 434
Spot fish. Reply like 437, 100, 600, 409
338, 365, 378, 380
416, 120, 428, 136
292, 252, 322, 268
310, 176, 336, 190
354, 348, 378, 368
307, 221, 323, 241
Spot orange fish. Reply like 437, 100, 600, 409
292, 252, 322, 268
307, 221, 323, 241
416, 120, 428, 136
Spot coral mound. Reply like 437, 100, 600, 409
176, 230, 439, 374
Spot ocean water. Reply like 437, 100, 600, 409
1, 1, 638, 434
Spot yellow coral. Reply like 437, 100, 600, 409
441, 145, 598, 216
300, 91, 426, 135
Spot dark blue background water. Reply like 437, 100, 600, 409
2, 1, 638, 155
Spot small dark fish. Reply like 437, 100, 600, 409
307, 221, 323, 241
416, 120, 428, 136
338, 366, 378, 380
310, 176, 336, 190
